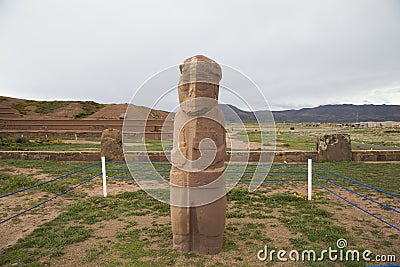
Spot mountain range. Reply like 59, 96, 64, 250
221, 104, 400, 123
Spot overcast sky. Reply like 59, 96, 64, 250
0, 0, 399, 111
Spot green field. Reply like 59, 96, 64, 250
274, 124, 400, 149
231, 123, 400, 151
1, 123, 399, 152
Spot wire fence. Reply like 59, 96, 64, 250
107, 160, 400, 232
1, 159, 399, 234
0, 162, 102, 225
314, 165, 400, 199
105, 159, 309, 183
0, 172, 101, 225
0, 162, 101, 199
313, 164, 400, 232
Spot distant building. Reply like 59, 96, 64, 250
359, 121, 400, 128
382, 121, 400, 128
320, 123, 342, 127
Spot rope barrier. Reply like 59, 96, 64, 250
0, 172, 101, 225
107, 160, 307, 167
107, 167, 306, 175
315, 173, 400, 215
236, 178, 307, 183
108, 160, 171, 165
108, 168, 169, 172
107, 175, 307, 183
0, 162, 101, 199
314, 165, 400, 199
227, 163, 307, 167
106, 167, 127, 171
314, 180, 400, 232
108, 175, 134, 179
227, 171, 307, 175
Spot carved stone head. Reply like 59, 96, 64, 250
178, 55, 222, 114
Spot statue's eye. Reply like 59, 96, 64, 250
180, 86, 189, 92
179, 64, 183, 73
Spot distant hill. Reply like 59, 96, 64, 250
271, 104, 400, 123
220, 104, 256, 123
0, 96, 169, 120
221, 104, 400, 123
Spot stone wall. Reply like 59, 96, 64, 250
352, 150, 400, 161
1, 150, 399, 162
0, 119, 173, 140
0, 151, 100, 161
0, 130, 102, 138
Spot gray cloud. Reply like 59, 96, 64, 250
0, 0, 399, 111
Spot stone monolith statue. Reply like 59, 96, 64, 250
316, 133, 352, 162
170, 55, 226, 255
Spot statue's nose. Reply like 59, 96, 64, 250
188, 84, 196, 97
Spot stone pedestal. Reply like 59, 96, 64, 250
316, 134, 352, 162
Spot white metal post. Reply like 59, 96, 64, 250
101, 156, 107, 197
307, 158, 312, 201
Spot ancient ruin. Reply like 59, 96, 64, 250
100, 128, 124, 161
170, 55, 226, 255
316, 133, 352, 162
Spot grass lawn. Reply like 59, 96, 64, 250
0, 160, 399, 266
123, 140, 173, 152
274, 133, 315, 151
0, 143, 100, 151
0, 137, 100, 152
337, 128, 400, 148
275, 124, 400, 149
233, 129, 315, 151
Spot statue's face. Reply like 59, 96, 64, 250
178, 82, 219, 103
178, 57, 221, 114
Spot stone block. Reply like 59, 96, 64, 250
316, 134, 351, 162
101, 128, 124, 161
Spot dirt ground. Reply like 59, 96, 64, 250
0, 166, 70, 250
